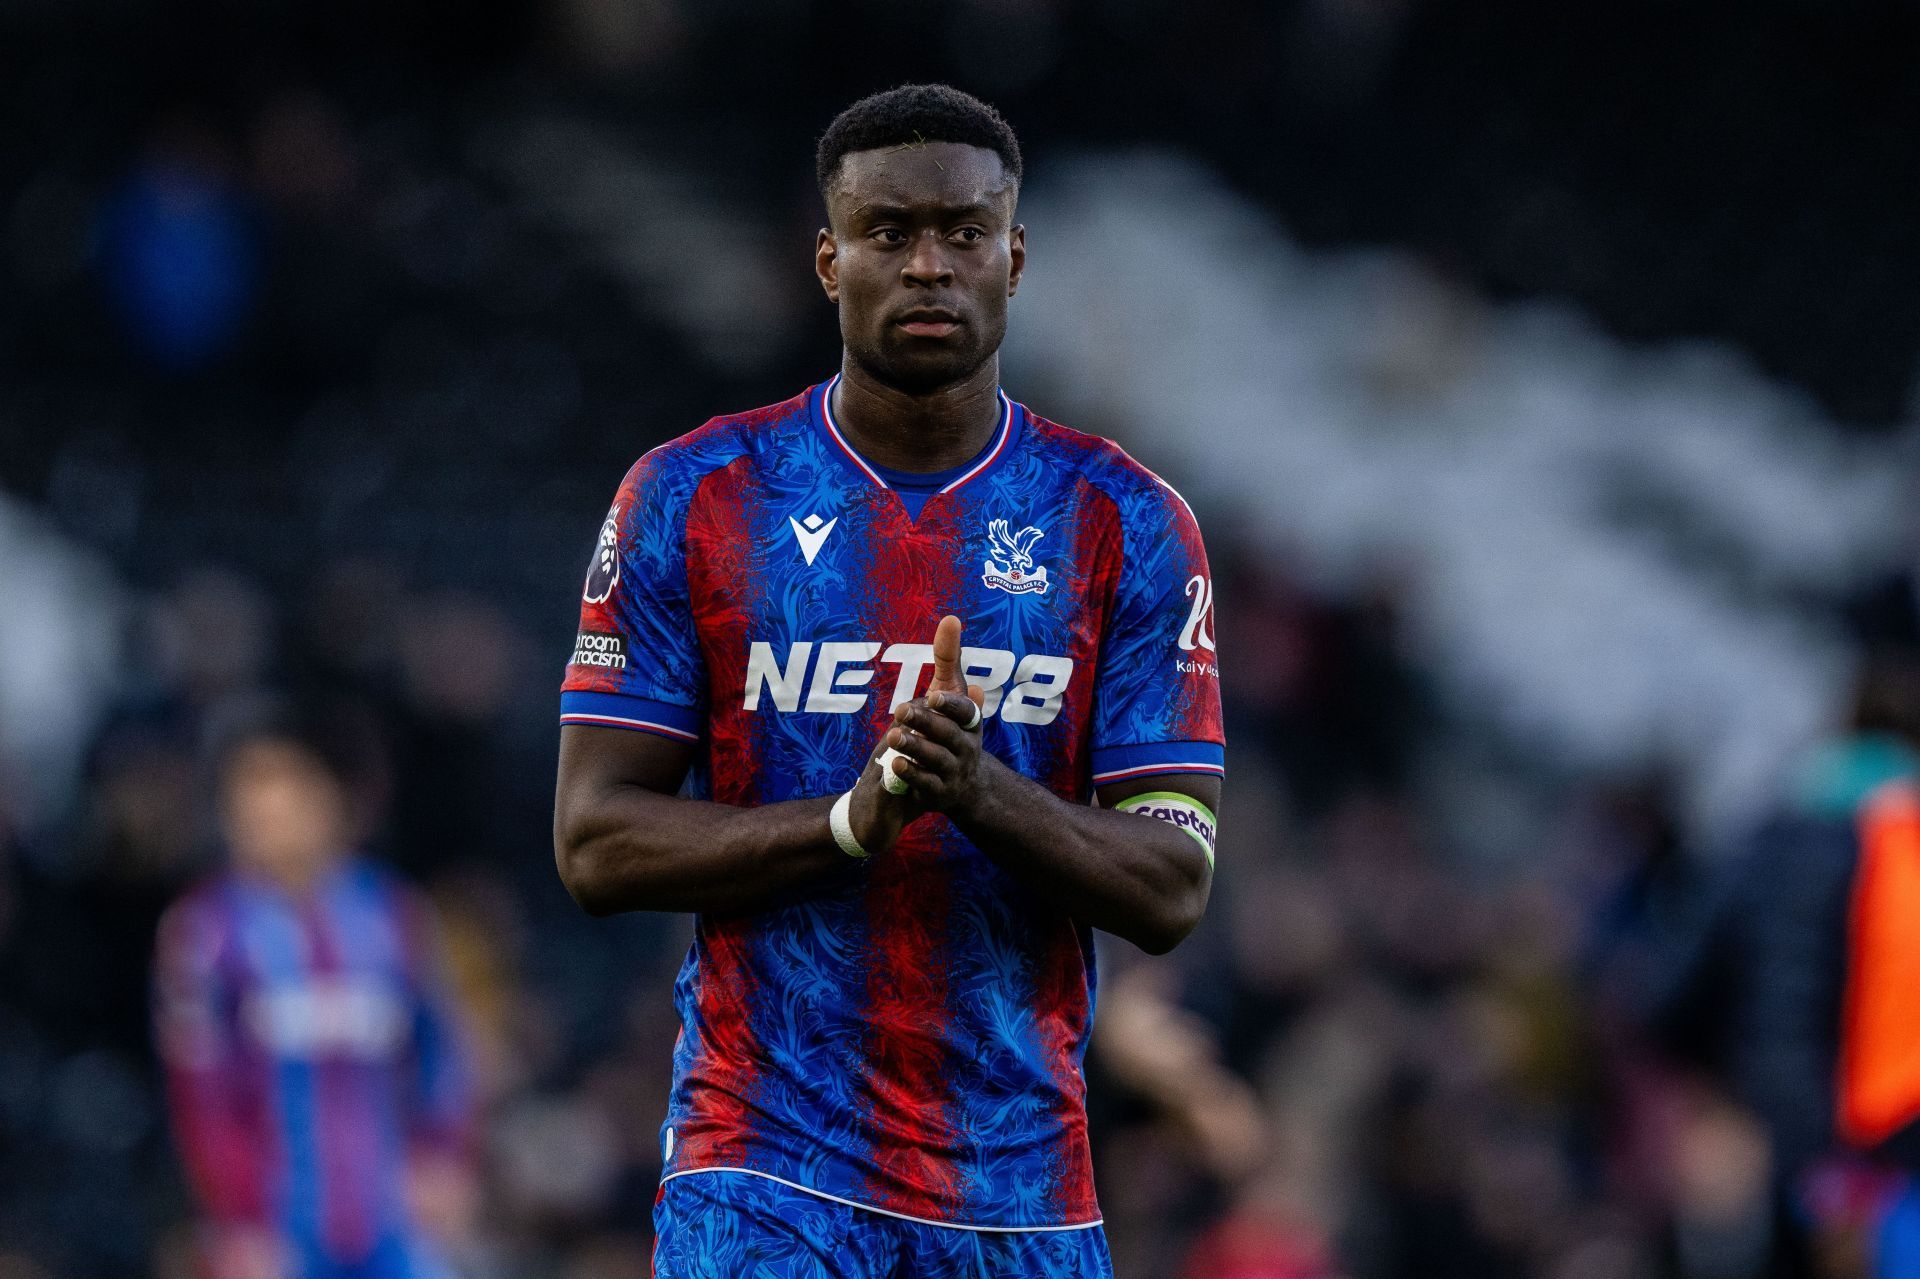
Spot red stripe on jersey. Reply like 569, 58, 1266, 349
1029, 916, 1095, 1217
686, 458, 767, 806
301, 900, 379, 1262
858, 820, 966, 1212
672, 914, 759, 1167
852, 500, 970, 1212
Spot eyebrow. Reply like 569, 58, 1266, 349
850, 201, 998, 222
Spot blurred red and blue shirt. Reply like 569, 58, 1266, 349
560, 378, 1224, 1229
153, 859, 471, 1263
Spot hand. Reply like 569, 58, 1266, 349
881, 615, 991, 815
407, 1148, 480, 1248
845, 732, 919, 855
205, 1224, 290, 1279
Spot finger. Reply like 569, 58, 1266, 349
887, 726, 960, 774
923, 691, 982, 729
896, 703, 976, 750
876, 746, 912, 795
888, 752, 955, 799
928, 614, 964, 694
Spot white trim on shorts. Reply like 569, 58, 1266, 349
659, 1167, 1105, 1234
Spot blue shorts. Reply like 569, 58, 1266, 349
292, 1232, 449, 1279
651, 1172, 1113, 1279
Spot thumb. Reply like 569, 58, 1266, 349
929, 614, 965, 694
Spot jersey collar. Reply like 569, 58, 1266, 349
813, 373, 1021, 500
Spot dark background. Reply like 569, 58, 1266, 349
2, 2, 1917, 1276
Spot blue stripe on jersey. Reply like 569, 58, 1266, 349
245, 891, 320, 1244
1088, 740, 1226, 783
560, 689, 703, 740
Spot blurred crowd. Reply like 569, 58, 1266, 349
6, 1, 1920, 1276
9, 532, 1917, 1279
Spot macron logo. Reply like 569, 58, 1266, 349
789, 513, 838, 566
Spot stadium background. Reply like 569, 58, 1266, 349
3, 1, 1920, 1275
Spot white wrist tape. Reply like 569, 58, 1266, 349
1115, 792, 1217, 868
829, 789, 870, 858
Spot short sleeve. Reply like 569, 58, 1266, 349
1089, 477, 1225, 786
559, 451, 707, 742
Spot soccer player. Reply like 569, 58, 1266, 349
553, 84, 1224, 1276
154, 709, 473, 1279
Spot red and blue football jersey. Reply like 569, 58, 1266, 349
559, 378, 1224, 1229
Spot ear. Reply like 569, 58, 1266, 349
816, 228, 840, 304
1007, 223, 1026, 298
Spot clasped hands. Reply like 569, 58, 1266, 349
845, 614, 993, 855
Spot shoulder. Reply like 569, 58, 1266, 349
1023, 409, 1201, 533
339, 859, 435, 927
617, 388, 816, 505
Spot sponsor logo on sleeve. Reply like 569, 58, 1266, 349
583, 505, 622, 604
983, 518, 1050, 595
1176, 573, 1219, 676
1178, 574, 1215, 651
571, 630, 628, 670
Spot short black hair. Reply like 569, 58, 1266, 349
211, 693, 368, 791
816, 84, 1023, 199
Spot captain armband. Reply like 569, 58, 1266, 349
1115, 791, 1216, 868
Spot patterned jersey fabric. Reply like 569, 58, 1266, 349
560, 378, 1224, 1229
652, 1169, 1115, 1277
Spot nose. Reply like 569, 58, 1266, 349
901, 230, 954, 288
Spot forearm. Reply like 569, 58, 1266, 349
556, 786, 848, 916
954, 754, 1210, 954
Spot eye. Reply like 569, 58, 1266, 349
951, 227, 986, 244
870, 227, 907, 245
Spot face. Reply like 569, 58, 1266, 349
817, 141, 1025, 394
219, 739, 348, 888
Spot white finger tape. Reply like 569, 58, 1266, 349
878, 747, 910, 794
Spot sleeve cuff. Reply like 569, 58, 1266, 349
560, 690, 702, 743
1090, 740, 1225, 785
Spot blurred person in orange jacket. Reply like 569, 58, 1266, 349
1654, 636, 1920, 1279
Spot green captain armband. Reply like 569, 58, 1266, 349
1115, 791, 1217, 868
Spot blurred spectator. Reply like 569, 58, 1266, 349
98, 117, 261, 373
152, 704, 474, 1279
1648, 629, 1920, 1276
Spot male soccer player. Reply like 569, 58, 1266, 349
155, 710, 473, 1279
554, 84, 1223, 1276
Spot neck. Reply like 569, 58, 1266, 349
832, 356, 1003, 474
246, 851, 342, 898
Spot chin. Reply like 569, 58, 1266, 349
863, 342, 990, 395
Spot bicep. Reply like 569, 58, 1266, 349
1097, 773, 1221, 877
1096, 772, 1221, 814
556, 724, 697, 813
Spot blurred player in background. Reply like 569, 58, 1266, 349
553, 84, 1224, 1276
153, 706, 474, 1279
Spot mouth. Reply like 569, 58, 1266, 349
894, 309, 962, 339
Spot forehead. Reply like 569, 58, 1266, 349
830, 141, 1014, 215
